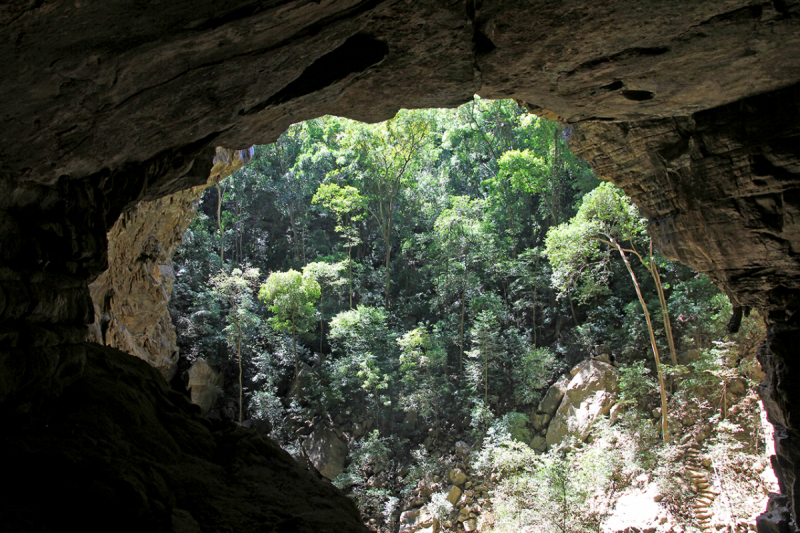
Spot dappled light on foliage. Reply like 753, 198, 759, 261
170, 98, 775, 533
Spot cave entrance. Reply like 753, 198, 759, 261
90, 98, 779, 533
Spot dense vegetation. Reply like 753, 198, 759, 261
170, 98, 771, 533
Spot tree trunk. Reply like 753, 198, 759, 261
236, 318, 243, 425
383, 222, 392, 308
289, 210, 299, 261
301, 223, 306, 265
532, 285, 538, 347
613, 238, 669, 443
649, 247, 678, 366
292, 311, 298, 380
320, 311, 324, 355
568, 291, 579, 326
629, 243, 678, 367
216, 183, 224, 266
348, 244, 353, 309
460, 279, 466, 374
484, 349, 488, 404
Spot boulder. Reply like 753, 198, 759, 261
448, 468, 468, 486
399, 508, 433, 533
546, 360, 620, 448
455, 441, 472, 457
531, 412, 551, 432
302, 425, 348, 480
537, 375, 570, 416
446, 485, 462, 505
531, 435, 547, 454
88, 148, 252, 380
186, 358, 223, 415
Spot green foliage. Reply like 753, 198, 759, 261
329, 305, 391, 357
302, 261, 346, 289
466, 308, 503, 402
167, 100, 769, 533
490, 442, 604, 533
210, 266, 262, 423
258, 269, 321, 335
512, 346, 557, 405
312, 183, 367, 224
397, 325, 449, 422
351, 429, 392, 473
618, 360, 658, 408
546, 181, 645, 302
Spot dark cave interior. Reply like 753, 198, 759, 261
1, 1, 800, 531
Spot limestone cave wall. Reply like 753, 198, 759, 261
1, 1, 800, 531
87, 147, 253, 380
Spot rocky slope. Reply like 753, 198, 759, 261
358, 353, 774, 533
1, 1, 800, 531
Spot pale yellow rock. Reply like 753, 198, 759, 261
187, 358, 223, 414
448, 468, 468, 486
446, 485, 462, 505
88, 147, 253, 379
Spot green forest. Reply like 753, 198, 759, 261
170, 98, 773, 533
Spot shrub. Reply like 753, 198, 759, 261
427, 491, 454, 524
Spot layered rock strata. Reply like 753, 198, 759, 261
87, 147, 252, 379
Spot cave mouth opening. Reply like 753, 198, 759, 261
2, 2, 799, 528
97, 97, 776, 533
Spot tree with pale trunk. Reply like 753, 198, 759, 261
545, 182, 676, 442
342, 110, 433, 308
312, 183, 366, 309
210, 266, 261, 425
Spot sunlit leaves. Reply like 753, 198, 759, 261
258, 269, 321, 335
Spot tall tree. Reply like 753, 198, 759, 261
210, 266, 261, 425
345, 110, 433, 307
433, 196, 489, 373
397, 326, 448, 426
302, 261, 346, 353
545, 182, 675, 442
312, 183, 367, 308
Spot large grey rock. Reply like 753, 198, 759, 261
546, 360, 620, 448
303, 425, 348, 480
88, 147, 252, 379
0, 344, 367, 533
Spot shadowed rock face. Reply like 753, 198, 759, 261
2, 0, 800, 531
572, 84, 800, 317
0, 343, 366, 533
